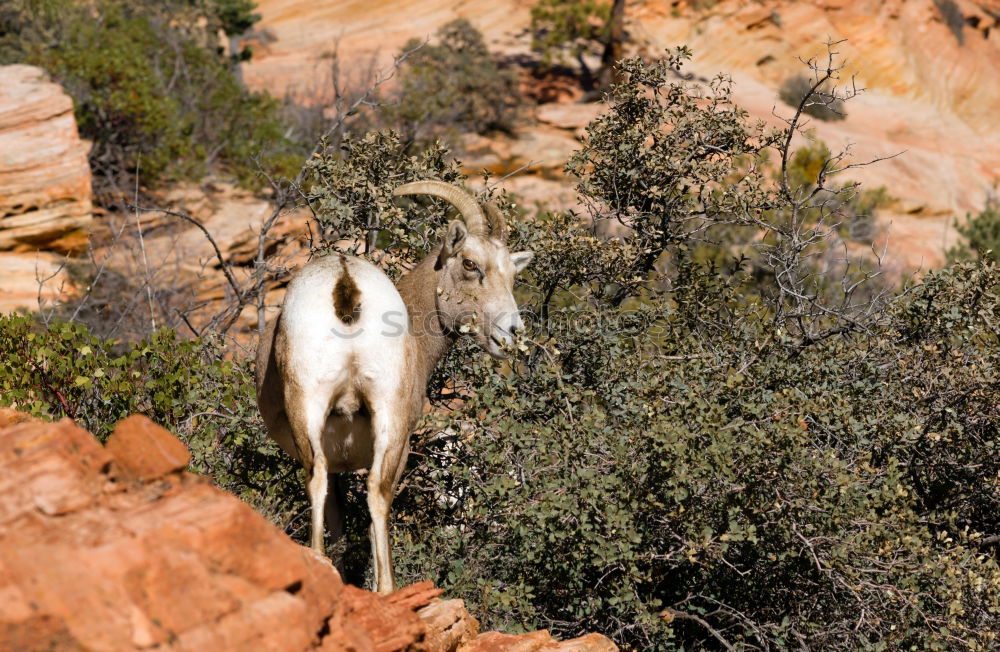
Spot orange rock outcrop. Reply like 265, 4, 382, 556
0, 64, 91, 313
0, 412, 617, 651
0, 65, 92, 253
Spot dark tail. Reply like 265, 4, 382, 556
333, 257, 362, 325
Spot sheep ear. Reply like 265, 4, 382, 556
511, 251, 533, 273
438, 220, 468, 268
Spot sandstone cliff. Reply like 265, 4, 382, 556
0, 65, 93, 313
0, 411, 617, 651
243, 0, 1000, 271
0, 65, 92, 254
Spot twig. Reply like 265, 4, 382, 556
132, 206, 244, 303
133, 157, 157, 332
34, 255, 66, 327
661, 608, 736, 651
68, 219, 129, 324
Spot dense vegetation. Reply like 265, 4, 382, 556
949, 198, 1000, 264
0, 316, 304, 530
0, 4, 998, 649
387, 18, 522, 145
0, 0, 300, 197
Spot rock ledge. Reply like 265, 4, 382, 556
0, 411, 616, 651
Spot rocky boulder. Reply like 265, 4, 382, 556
0, 65, 92, 254
0, 412, 617, 651
0, 414, 396, 650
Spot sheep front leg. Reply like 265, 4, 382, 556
367, 410, 408, 594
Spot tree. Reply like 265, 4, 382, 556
387, 19, 521, 144
947, 197, 1000, 263
0, 0, 297, 197
530, 0, 626, 92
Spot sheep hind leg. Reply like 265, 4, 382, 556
286, 385, 332, 555
306, 457, 328, 552
366, 408, 408, 594
324, 472, 347, 576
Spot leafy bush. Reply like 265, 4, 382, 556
565, 51, 778, 298
0, 0, 300, 196
530, 0, 611, 64
386, 19, 522, 145
303, 49, 1000, 649
0, 313, 304, 529
779, 73, 847, 122
948, 198, 1000, 263
304, 129, 485, 279
392, 261, 1000, 649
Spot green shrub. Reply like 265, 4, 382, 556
386, 19, 522, 145
565, 50, 780, 299
302, 49, 1000, 649
392, 260, 1000, 649
779, 73, 847, 122
948, 198, 1000, 263
0, 0, 299, 196
530, 0, 611, 65
0, 313, 304, 529
304, 130, 466, 274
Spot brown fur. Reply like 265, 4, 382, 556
332, 256, 362, 325
256, 313, 312, 470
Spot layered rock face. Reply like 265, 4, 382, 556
241, 0, 534, 99
0, 411, 616, 651
0, 65, 92, 253
244, 0, 1000, 272
632, 0, 1000, 271
0, 65, 92, 313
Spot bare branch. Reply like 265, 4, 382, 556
661, 608, 736, 651
132, 205, 244, 303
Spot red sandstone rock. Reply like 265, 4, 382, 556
106, 414, 191, 481
0, 64, 85, 313
388, 581, 446, 611
545, 633, 619, 651
0, 416, 424, 651
419, 599, 481, 651
0, 414, 616, 651
460, 630, 556, 652
342, 585, 428, 652
0, 407, 37, 428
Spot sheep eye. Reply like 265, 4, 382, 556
462, 259, 478, 272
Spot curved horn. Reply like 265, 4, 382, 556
484, 200, 509, 243
392, 180, 486, 236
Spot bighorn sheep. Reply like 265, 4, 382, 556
255, 181, 532, 593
